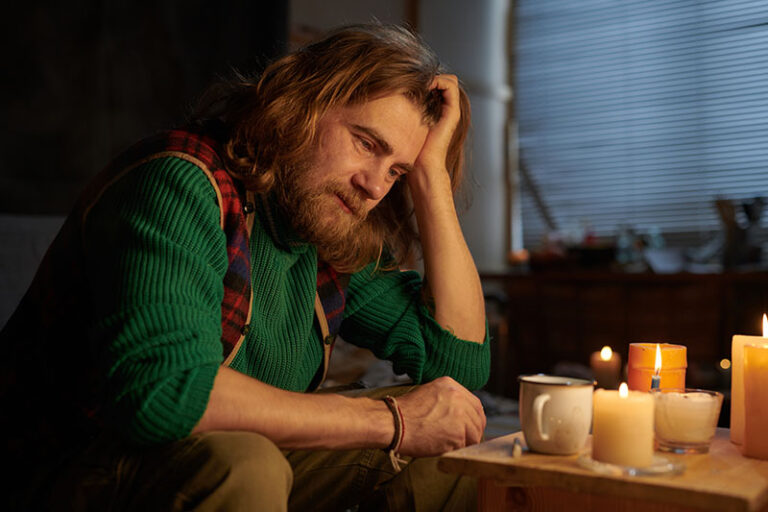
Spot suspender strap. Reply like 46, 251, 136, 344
314, 292, 331, 341
309, 261, 350, 391
309, 292, 334, 391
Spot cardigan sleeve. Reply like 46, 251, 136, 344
83, 156, 227, 445
339, 264, 491, 390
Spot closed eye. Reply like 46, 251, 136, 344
357, 135, 375, 152
387, 167, 405, 181
349, 124, 414, 181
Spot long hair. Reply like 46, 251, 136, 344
195, 24, 471, 271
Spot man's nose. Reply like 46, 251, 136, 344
351, 166, 389, 201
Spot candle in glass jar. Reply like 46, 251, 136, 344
742, 342, 768, 460
627, 343, 686, 392
730, 314, 768, 445
653, 390, 722, 445
590, 346, 621, 389
592, 383, 654, 467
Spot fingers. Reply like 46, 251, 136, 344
430, 74, 459, 95
465, 395, 486, 446
410, 74, 464, 177
455, 378, 487, 436
447, 380, 485, 447
430, 74, 461, 127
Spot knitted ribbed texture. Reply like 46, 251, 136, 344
342, 266, 491, 391
226, 220, 321, 392
85, 157, 227, 445
85, 156, 490, 445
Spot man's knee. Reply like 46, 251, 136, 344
44, 431, 293, 512
187, 431, 293, 510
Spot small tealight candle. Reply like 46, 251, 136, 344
590, 346, 621, 389
592, 383, 654, 467
653, 389, 723, 453
730, 313, 768, 445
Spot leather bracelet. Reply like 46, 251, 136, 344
382, 395, 407, 471
382, 396, 402, 450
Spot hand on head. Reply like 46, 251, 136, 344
412, 74, 462, 176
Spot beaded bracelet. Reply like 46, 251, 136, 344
382, 395, 407, 471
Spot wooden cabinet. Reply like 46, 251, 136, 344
482, 271, 768, 400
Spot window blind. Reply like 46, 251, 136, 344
515, 0, 768, 250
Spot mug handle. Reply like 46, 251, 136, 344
533, 393, 551, 440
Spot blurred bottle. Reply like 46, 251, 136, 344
646, 226, 665, 249
616, 225, 638, 264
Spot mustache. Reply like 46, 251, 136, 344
324, 183, 367, 220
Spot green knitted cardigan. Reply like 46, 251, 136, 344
84, 156, 491, 445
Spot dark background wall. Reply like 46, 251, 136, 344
0, 1, 289, 214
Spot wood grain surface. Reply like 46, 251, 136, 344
439, 429, 768, 512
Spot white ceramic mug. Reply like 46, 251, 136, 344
518, 374, 594, 455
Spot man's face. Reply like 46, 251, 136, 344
284, 93, 429, 249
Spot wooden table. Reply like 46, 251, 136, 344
438, 429, 768, 512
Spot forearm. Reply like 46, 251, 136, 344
409, 170, 486, 343
192, 366, 394, 450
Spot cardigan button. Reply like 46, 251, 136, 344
242, 202, 255, 214
324, 335, 335, 345
241, 324, 251, 336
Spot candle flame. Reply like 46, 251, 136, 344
600, 346, 613, 361
654, 343, 662, 374
619, 382, 628, 397
763, 314, 767, 337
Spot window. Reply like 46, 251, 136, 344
515, 1, 768, 253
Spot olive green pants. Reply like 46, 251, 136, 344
41, 386, 476, 511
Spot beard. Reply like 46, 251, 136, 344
276, 162, 383, 268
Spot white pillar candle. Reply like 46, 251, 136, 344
731, 314, 768, 445
592, 383, 654, 467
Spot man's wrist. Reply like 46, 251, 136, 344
382, 396, 405, 452
408, 165, 452, 198
359, 397, 396, 449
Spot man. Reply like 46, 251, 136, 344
1, 24, 490, 511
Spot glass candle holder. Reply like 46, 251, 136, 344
651, 388, 723, 454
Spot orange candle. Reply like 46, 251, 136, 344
742, 342, 768, 460
627, 343, 686, 392
730, 314, 768, 445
